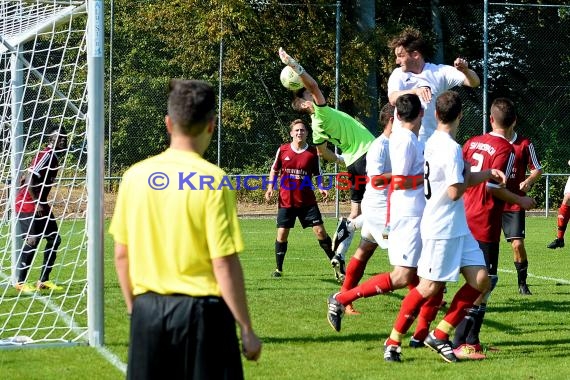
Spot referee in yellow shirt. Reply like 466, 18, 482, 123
110, 79, 261, 379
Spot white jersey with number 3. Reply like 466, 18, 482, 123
421, 130, 471, 239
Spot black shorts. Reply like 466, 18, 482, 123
502, 210, 526, 241
346, 153, 367, 203
128, 292, 243, 380
477, 241, 500, 276
277, 204, 323, 229
17, 211, 59, 242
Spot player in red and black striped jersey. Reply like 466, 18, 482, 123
502, 131, 542, 295
14, 126, 68, 293
265, 120, 338, 281
454, 98, 536, 354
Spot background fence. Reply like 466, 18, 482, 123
103, 1, 570, 212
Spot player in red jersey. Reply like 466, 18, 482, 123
265, 119, 337, 280
14, 126, 68, 293
547, 169, 570, 249
502, 130, 542, 295
453, 98, 536, 357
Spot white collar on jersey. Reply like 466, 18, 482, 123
488, 131, 509, 141
290, 142, 309, 153
508, 132, 517, 144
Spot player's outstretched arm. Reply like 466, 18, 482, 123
213, 254, 262, 361
279, 47, 325, 105
388, 86, 432, 106
315, 143, 344, 165
489, 187, 537, 210
454, 57, 480, 88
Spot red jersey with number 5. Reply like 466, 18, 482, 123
271, 143, 321, 208
462, 132, 514, 243
504, 133, 542, 212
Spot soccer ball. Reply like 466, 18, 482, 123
280, 66, 303, 91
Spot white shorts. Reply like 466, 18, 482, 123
388, 215, 422, 267
361, 200, 388, 249
417, 234, 486, 282
564, 176, 570, 195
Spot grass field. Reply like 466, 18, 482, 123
1, 216, 570, 379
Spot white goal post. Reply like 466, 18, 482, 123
0, 0, 104, 348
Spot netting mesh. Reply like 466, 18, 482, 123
0, 0, 88, 347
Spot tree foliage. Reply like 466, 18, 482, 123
108, 0, 570, 200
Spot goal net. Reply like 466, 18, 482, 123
0, 0, 101, 348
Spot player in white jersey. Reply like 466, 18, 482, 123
328, 94, 441, 336
360, 104, 393, 250
387, 27, 480, 142
387, 96, 425, 270
338, 103, 394, 315
383, 91, 503, 363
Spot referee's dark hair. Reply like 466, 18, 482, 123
168, 79, 216, 136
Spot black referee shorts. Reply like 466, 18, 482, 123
127, 292, 243, 380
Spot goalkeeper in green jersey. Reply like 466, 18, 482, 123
279, 48, 375, 283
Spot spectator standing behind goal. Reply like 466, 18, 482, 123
387, 27, 480, 142
547, 172, 570, 249
502, 128, 542, 295
279, 47, 376, 280
264, 119, 338, 281
110, 79, 261, 380
14, 127, 68, 294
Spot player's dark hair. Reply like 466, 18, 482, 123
167, 79, 216, 136
491, 97, 516, 129
379, 102, 395, 129
291, 88, 310, 113
48, 125, 67, 136
389, 27, 430, 58
48, 125, 68, 144
436, 91, 462, 124
395, 94, 422, 122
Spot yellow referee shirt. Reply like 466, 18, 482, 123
109, 148, 244, 297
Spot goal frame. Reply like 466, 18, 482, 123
0, 0, 105, 348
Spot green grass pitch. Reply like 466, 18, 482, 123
1, 216, 570, 379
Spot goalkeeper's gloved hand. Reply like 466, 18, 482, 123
279, 47, 305, 75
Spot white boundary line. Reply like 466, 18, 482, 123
96, 345, 127, 374
498, 268, 570, 284
0, 272, 127, 374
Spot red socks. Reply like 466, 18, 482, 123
392, 288, 427, 338
336, 272, 392, 305
557, 204, 570, 239
340, 257, 366, 293
433, 283, 481, 340
412, 287, 445, 341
